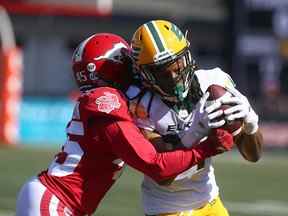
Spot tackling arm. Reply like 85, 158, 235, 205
102, 119, 233, 183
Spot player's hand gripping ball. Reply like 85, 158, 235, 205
206, 85, 243, 136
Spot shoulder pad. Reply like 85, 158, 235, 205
78, 87, 132, 121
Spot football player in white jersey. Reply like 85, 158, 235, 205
126, 20, 263, 216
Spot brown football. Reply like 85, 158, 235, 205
206, 84, 243, 136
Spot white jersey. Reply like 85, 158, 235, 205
126, 68, 235, 215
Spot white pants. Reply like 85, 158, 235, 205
16, 176, 72, 216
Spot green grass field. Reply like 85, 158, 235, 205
0, 146, 287, 216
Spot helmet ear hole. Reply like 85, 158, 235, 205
164, 25, 169, 30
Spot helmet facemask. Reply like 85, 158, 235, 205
139, 48, 197, 103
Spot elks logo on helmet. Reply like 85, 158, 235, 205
94, 42, 127, 63
96, 92, 121, 114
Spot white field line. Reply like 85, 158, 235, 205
225, 200, 288, 215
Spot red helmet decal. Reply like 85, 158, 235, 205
94, 42, 128, 64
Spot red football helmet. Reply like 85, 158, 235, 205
72, 33, 132, 91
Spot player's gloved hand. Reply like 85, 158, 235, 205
221, 88, 259, 135
209, 128, 234, 153
193, 128, 234, 157
181, 92, 226, 147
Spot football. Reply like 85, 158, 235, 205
206, 84, 243, 136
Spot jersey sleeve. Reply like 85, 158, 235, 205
99, 118, 217, 183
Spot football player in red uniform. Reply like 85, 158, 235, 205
16, 33, 234, 216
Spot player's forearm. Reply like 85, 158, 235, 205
106, 121, 233, 183
148, 129, 234, 182
235, 129, 263, 162
144, 147, 208, 182
108, 125, 209, 182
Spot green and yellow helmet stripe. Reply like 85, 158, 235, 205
145, 21, 166, 54
131, 20, 189, 65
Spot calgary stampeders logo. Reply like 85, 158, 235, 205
96, 92, 121, 114
94, 42, 127, 63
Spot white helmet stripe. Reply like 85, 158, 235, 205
94, 42, 127, 63
72, 34, 95, 62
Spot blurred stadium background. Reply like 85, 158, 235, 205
0, 0, 287, 215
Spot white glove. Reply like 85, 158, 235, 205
181, 92, 225, 147
221, 88, 259, 135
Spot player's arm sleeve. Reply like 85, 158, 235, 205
101, 119, 228, 183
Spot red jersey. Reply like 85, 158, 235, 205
38, 87, 231, 215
